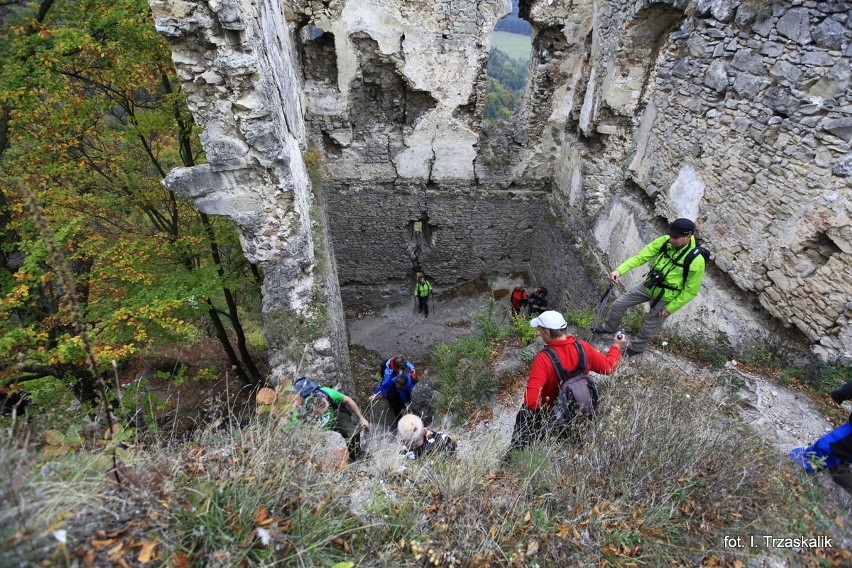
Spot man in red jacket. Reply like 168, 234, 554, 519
507, 310, 627, 453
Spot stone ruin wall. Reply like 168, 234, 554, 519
559, 0, 851, 361
148, 0, 852, 370
148, 0, 352, 388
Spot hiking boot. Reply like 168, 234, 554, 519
623, 346, 642, 358
348, 451, 370, 464
590, 326, 613, 334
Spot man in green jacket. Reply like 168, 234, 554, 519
299, 385, 371, 462
593, 218, 706, 356
414, 273, 432, 318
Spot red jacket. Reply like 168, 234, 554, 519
510, 288, 529, 308
524, 337, 621, 410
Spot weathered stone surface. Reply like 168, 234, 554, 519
776, 8, 812, 45
833, 154, 852, 177
812, 15, 848, 50
731, 48, 767, 74
822, 117, 852, 143
732, 72, 770, 98
704, 59, 729, 92
697, 0, 735, 22
150, 0, 852, 369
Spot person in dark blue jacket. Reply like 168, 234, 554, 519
790, 381, 852, 491
369, 372, 416, 428
379, 356, 417, 382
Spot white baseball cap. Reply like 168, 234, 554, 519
530, 310, 567, 330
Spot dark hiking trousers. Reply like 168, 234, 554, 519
385, 387, 406, 428
331, 406, 364, 461
508, 406, 586, 454
417, 295, 429, 316
508, 406, 550, 452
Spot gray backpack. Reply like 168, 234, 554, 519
543, 343, 599, 426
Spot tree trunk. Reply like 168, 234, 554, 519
206, 300, 249, 384
199, 212, 263, 384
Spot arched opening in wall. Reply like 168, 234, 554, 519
298, 24, 338, 86
797, 231, 841, 278
603, 4, 683, 117
482, 0, 532, 124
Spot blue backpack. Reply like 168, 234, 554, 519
294, 376, 321, 398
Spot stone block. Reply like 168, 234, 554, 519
777, 8, 812, 45
704, 59, 729, 92
822, 117, 852, 143
812, 15, 847, 50
731, 48, 767, 74
732, 72, 770, 98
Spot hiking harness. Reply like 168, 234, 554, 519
644, 240, 706, 309
542, 342, 598, 421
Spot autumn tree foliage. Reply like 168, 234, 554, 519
0, 0, 264, 408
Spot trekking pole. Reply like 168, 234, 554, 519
583, 285, 614, 342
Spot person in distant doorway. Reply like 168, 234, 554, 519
526, 287, 549, 318
591, 218, 706, 357
379, 355, 417, 382
790, 381, 852, 493
414, 273, 433, 318
397, 413, 457, 460
507, 311, 625, 454
370, 371, 417, 428
510, 285, 529, 316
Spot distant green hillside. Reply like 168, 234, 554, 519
491, 31, 532, 62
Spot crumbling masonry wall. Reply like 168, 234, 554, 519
148, 0, 352, 387
150, 0, 851, 364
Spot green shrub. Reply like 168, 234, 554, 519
784, 364, 852, 398
566, 306, 595, 328
510, 313, 537, 345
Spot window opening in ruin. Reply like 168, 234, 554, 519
299, 24, 338, 87
604, 4, 683, 117
483, 0, 532, 123
224, 29, 243, 47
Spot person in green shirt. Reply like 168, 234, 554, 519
414, 274, 433, 318
592, 218, 706, 356
300, 386, 371, 462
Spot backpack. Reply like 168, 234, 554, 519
681, 242, 710, 284
293, 376, 336, 406
543, 343, 599, 426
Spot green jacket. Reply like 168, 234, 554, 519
414, 280, 432, 297
289, 386, 345, 429
616, 235, 706, 313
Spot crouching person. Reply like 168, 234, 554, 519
370, 371, 416, 429
397, 414, 457, 460
790, 381, 852, 492
299, 385, 371, 463
507, 310, 625, 455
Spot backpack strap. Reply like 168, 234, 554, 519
681, 241, 708, 284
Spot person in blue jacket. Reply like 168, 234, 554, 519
790, 381, 852, 492
370, 371, 416, 428
379, 355, 417, 382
